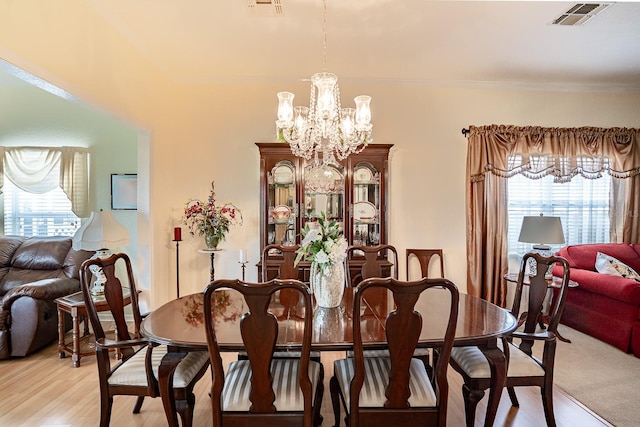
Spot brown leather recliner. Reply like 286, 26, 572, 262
0, 236, 94, 359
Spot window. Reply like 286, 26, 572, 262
3, 178, 80, 237
507, 173, 611, 258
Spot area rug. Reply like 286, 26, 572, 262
551, 325, 640, 426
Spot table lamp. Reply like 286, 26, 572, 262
72, 210, 130, 294
518, 213, 565, 276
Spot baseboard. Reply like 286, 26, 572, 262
554, 386, 614, 427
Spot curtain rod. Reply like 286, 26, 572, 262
462, 128, 470, 137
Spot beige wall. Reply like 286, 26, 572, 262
1, 1, 639, 308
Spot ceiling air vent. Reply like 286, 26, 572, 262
551, 3, 611, 26
247, 0, 284, 17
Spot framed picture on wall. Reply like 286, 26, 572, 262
111, 174, 137, 210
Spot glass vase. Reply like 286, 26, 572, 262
310, 261, 345, 308
313, 306, 344, 341
204, 233, 220, 250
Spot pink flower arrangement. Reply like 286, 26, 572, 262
182, 182, 242, 242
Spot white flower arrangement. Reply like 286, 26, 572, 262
294, 212, 348, 276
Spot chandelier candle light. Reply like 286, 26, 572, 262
276, 0, 373, 167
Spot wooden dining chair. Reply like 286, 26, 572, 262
261, 243, 303, 282
260, 243, 305, 320
345, 244, 397, 323
330, 276, 459, 427
448, 252, 571, 427
405, 248, 445, 371
346, 244, 431, 366
203, 278, 324, 427
257, 243, 321, 362
346, 244, 399, 286
406, 248, 445, 280
80, 253, 210, 427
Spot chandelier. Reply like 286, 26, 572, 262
275, 0, 373, 167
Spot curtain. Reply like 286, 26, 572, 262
466, 170, 509, 303
0, 146, 90, 217
612, 175, 640, 243
466, 125, 640, 305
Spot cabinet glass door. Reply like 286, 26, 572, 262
352, 162, 380, 246
267, 160, 296, 245
258, 142, 391, 255
303, 163, 345, 231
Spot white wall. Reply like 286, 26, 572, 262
0, 79, 138, 264
1, 1, 639, 308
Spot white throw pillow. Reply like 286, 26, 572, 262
595, 252, 640, 281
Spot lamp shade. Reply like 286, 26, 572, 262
72, 211, 130, 251
518, 214, 565, 246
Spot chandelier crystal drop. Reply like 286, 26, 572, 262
275, 0, 373, 167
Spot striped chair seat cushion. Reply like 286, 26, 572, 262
333, 357, 436, 409
222, 359, 322, 412
238, 350, 321, 360
273, 350, 322, 360
450, 340, 544, 378
108, 346, 209, 388
347, 348, 430, 358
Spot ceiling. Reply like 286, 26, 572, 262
85, 0, 640, 92
3, 1, 640, 92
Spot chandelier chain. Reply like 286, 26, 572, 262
322, 0, 328, 71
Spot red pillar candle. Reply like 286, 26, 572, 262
173, 227, 182, 241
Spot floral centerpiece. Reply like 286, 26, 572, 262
295, 212, 348, 307
182, 181, 242, 250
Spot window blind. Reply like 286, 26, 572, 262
3, 178, 80, 237
507, 173, 611, 258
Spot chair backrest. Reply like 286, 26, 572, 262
80, 252, 143, 360
511, 252, 570, 355
350, 276, 459, 425
261, 244, 302, 281
406, 248, 445, 279
346, 244, 398, 286
203, 278, 314, 424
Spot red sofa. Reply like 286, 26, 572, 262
553, 243, 640, 357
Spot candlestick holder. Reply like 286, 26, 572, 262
173, 227, 182, 297
173, 239, 181, 298
239, 261, 248, 281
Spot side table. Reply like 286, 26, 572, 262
198, 248, 224, 282
55, 289, 133, 367
504, 273, 578, 343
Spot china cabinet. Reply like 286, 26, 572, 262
257, 142, 392, 249
256, 142, 393, 280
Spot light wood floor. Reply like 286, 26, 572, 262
0, 341, 611, 427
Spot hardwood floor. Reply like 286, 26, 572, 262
0, 342, 611, 427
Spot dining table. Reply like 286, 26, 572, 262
141, 286, 517, 427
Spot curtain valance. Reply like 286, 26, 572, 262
0, 146, 90, 217
468, 125, 640, 183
